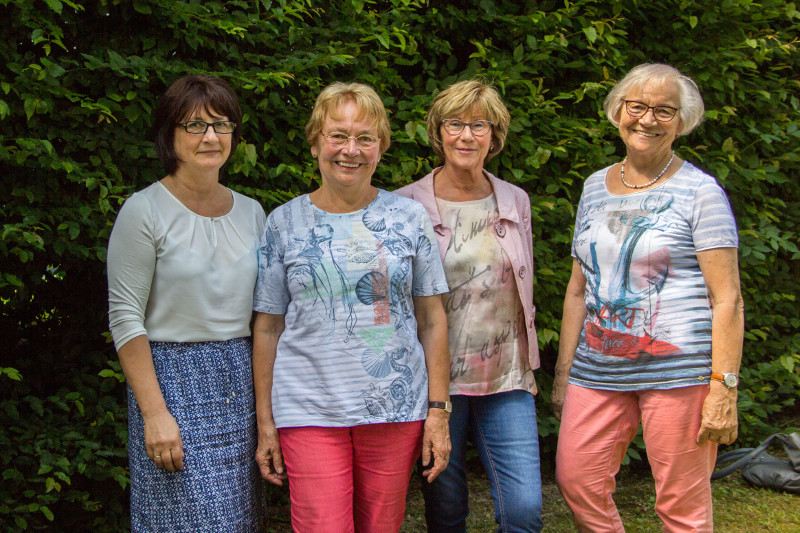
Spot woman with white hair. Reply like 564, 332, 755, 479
552, 63, 744, 532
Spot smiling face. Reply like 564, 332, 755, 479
173, 107, 232, 175
312, 99, 382, 192
618, 80, 682, 161
440, 107, 493, 173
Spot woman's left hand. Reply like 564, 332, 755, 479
696, 383, 738, 445
421, 409, 451, 482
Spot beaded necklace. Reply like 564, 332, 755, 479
620, 152, 675, 189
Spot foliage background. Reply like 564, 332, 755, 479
1, 0, 798, 529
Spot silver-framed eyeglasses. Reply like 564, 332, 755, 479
178, 120, 237, 134
441, 119, 493, 136
623, 100, 680, 122
321, 131, 380, 148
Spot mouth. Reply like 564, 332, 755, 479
633, 130, 658, 138
336, 161, 361, 168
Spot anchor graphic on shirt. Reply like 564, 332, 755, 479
577, 193, 680, 358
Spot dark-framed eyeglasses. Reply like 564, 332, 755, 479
441, 119, 493, 136
178, 121, 237, 134
321, 131, 380, 148
623, 100, 679, 122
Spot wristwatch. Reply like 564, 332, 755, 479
428, 401, 452, 414
709, 372, 740, 389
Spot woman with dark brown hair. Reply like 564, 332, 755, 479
107, 75, 266, 531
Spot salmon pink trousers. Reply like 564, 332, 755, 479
556, 384, 717, 532
279, 421, 424, 533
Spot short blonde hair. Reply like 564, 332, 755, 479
426, 80, 511, 163
305, 82, 391, 153
604, 63, 705, 136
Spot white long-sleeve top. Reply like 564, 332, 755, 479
107, 181, 267, 351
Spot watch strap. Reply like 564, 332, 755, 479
428, 401, 452, 413
709, 372, 739, 388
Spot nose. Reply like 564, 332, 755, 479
639, 108, 659, 126
202, 126, 220, 142
459, 124, 476, 140
341, 137, 360, 154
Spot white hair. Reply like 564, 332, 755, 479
604, 63, 705, 136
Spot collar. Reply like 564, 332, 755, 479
416, 167, 520, 225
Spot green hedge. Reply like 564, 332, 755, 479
1, 0, 798, 529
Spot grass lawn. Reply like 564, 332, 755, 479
263, 464, 800, 532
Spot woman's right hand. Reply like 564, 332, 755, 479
143, 409, 184, 472
256, 422, 286, 486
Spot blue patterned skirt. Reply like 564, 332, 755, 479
127, 337, 264, 532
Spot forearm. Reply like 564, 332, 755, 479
710, 300, 744, 375
556, 291, 587, 379
698, 247, 745, 377
415, 295, 451, 403
117, 335, 168, 418
555, 258, 589, 378
421, 323, 450, 403
252, 313, 284, 429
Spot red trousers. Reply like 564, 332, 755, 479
279, 421, 424, 533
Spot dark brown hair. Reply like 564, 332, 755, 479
152, 75, 242, 175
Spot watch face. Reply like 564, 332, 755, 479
723, 374, 739, 387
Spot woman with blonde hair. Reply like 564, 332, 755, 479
397, 79, 543, 532
252, 82, 451, 532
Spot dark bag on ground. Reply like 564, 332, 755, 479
711, 432, 800, 494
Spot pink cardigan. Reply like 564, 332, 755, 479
394, 168, 540, 386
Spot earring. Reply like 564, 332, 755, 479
490, 144, 494, 151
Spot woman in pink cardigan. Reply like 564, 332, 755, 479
395, 80, 543, 533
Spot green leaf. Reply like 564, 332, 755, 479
43, 0, 63, 14
41, 505, 55, 521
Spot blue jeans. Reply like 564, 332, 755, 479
421, 390, 543, 533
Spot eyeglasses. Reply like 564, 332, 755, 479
623, 100, 679, 122
321, 131, 380, 148
178, 121, 237, 134
441, 119, 493, 136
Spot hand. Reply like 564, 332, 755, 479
421, 409, 451, 482
143, 410, 184, 472
256, 422, 287, 486
551, 373, 570, 421
696, 383, 739, 445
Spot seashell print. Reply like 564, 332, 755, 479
361, 348, 393, 378
355, 271, 389, 305
417, 234, 432, 256
362, 210, 386, 232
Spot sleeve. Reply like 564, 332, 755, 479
570, 188, 589, 258
411, 206, 449, 296
253, 212, 291, 314
691, 178, 739, 251
107, 194, 156, 351
521, 189, 534, 272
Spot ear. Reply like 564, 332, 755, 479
311, 146, 318, 158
